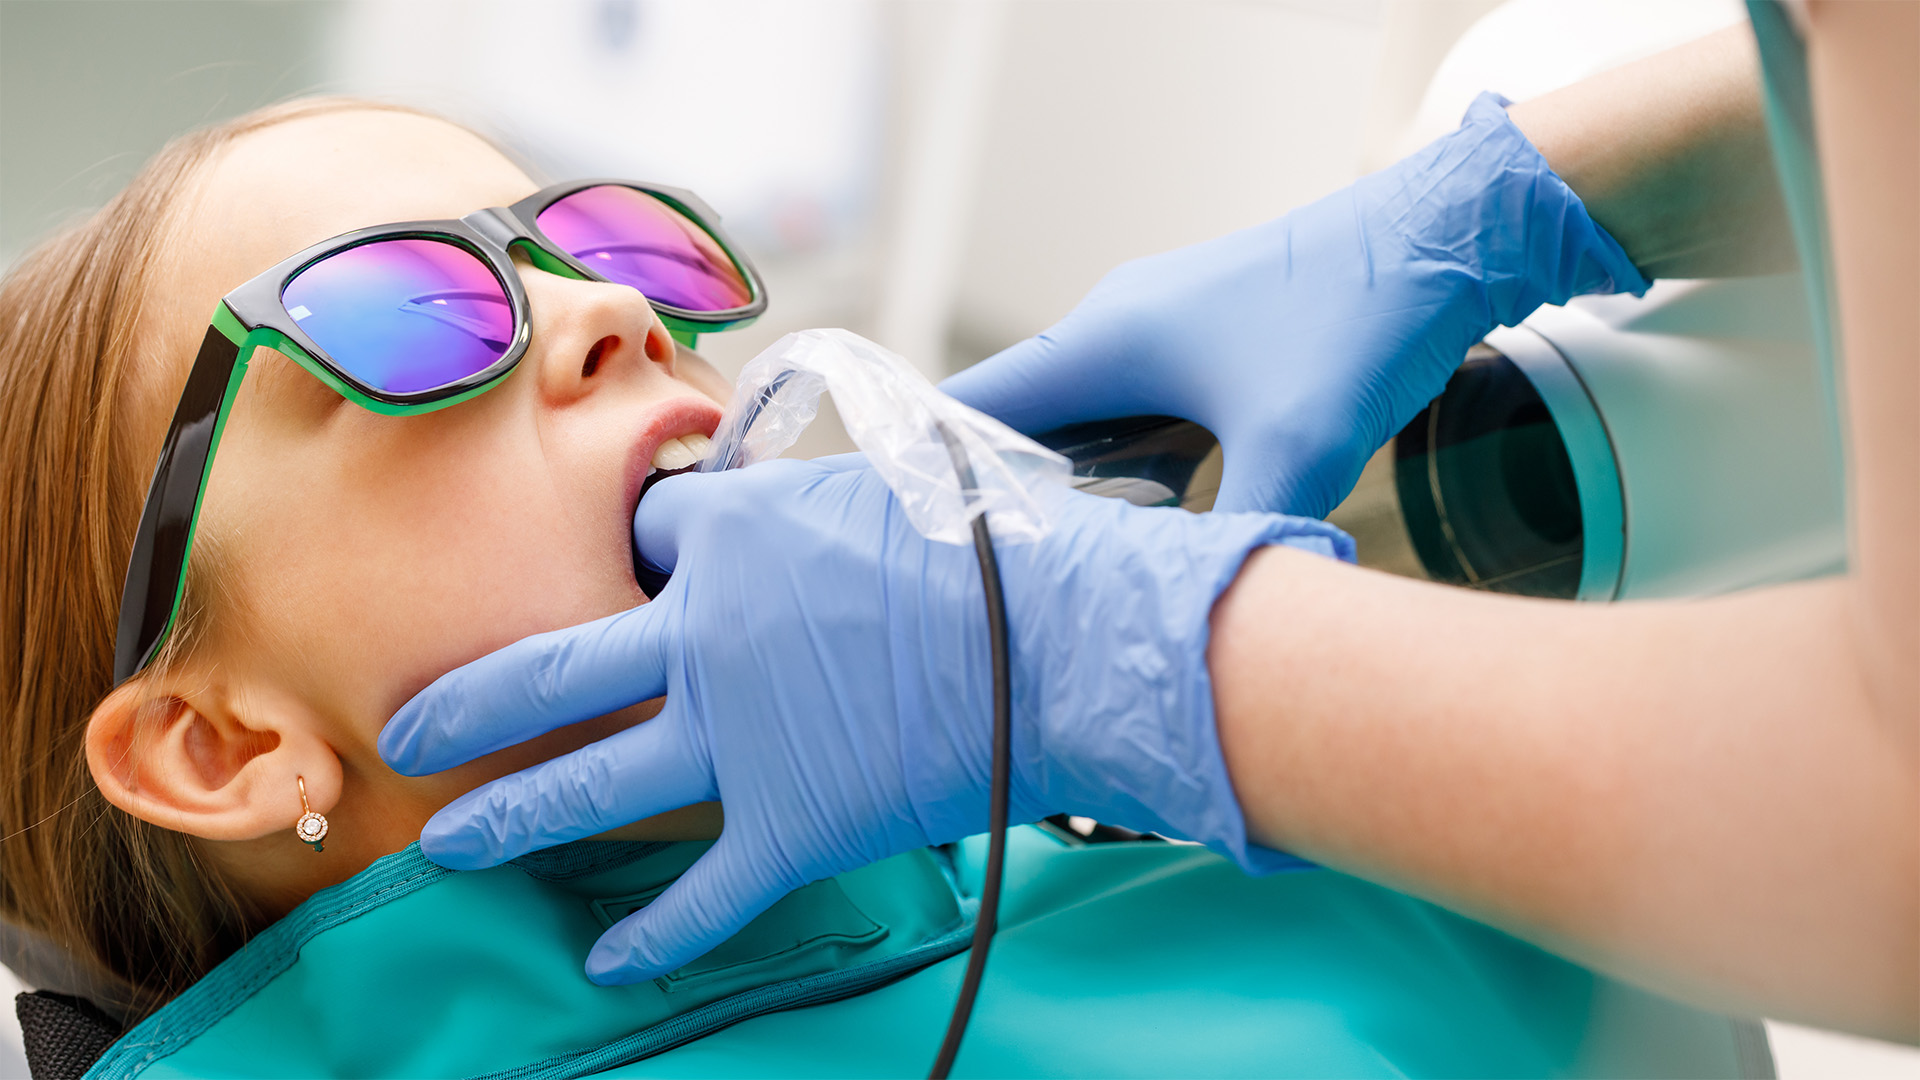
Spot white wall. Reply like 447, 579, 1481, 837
949, 0, 1387, 364
0, 0, 337, 271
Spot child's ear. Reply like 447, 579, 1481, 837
86, 672, 339, 841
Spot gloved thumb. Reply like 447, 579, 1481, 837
585, 832, 791, 984
940, 330, 1103, 435
1210, 431, 1322, 518
632, 468, 713, 576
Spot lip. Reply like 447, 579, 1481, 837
622, 394, 725, 528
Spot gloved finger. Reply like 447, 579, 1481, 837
419, 709, 714, 871
1211, 446, 1298, 516
630, 466, 715, 576
380, 601, 675, 776
584, 832, 789, 984
1210, 422, 1356, 518
939, 331, 1114, 435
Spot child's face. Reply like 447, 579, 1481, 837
136, 109, 730, 855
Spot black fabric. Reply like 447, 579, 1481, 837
1, 922, 139, 1026
16, 991, 121, 1080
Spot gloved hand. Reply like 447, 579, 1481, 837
380, 459, 1350, 984
941, 93, 1649, 518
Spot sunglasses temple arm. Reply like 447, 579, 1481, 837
113, 322, 252, 683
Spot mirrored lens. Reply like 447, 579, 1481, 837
536, 186, 752, 312
282, 238, 514, 396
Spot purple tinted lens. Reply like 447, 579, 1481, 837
282, 238, 514, 396
536, 186, 752, 312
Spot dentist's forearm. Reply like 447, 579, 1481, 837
1207, 548, 1918, 1041
1507, 24, 1796, 278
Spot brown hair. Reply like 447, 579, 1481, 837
0, 96, 435, 1016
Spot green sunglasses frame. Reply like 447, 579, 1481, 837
113, 179, 765, 684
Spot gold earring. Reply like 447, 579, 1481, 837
295, 776, 328, 854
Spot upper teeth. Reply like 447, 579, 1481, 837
650, 432, 712, 472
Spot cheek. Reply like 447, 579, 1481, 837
675, 349, 735, 405
242, 412, 641, 729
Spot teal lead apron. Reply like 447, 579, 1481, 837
86, 828, 1767, 1078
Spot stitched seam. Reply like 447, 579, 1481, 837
85, 850, 450, 1079
475, 923, 976, 1080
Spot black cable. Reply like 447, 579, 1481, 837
929, 423, 1012, 1080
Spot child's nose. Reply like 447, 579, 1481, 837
522, 270, 676, 406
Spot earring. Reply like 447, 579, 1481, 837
295, 776, 328, 854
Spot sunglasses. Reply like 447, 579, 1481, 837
113, 179, 766, 684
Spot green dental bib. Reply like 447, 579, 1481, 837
85, 829, 1767, 1079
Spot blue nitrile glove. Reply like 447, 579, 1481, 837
381, 458, 1351, 984
941, 93, 1649, 518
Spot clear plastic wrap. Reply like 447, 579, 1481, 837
701, 328, 1070, 545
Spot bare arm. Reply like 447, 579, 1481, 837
1508, 24, 1797, 278
1211, 4, 1918, 1041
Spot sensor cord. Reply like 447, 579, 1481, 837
929, 424, 1012, 1080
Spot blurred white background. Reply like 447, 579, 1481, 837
0, 1, 1915, 1076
